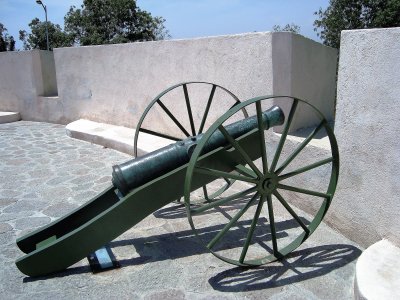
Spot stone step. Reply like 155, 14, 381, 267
0, 112, 21, 124
65, 119, 172, 156
355, 239, 400, 299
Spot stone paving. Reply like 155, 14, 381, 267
0, 121, 362, 299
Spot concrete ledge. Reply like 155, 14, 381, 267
355, 240, 400, 300
65, 119, 172, 156
37, 96, 60, 101
0, 112, 21, 124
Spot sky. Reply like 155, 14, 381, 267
0, 0, 330, 50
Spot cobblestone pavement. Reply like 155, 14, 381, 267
0, 121, 362, 299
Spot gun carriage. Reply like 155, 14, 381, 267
15, 82, 339, 277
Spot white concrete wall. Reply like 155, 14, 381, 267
39, 51, 58, 97
50, 32, 337, 132
0, 51, 37, 113
272, 33, 338, 133
53, 32, 274, 131
332, 27, 400, 247
0, 50, 59, 120
0, 33, 337, 132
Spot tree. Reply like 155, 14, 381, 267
314, 0, 400, 49
0, 23, 16, 52
19, 18, 73, 50
64, 0, 169, 46
273, 23, 301, 34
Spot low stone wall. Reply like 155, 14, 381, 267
39, 51, 58, 97
0, 32, 338, 134
272, 33, 338, 133
53, 32, 275, 132
53, 32, 337, 133
0, 51, 37, 114
0, 50, 58, 121
331, 27, 400, 248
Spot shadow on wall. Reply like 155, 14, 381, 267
290, 121, 335, 139
38, 50, 58, 97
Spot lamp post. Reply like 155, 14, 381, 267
35, 0, 49, 50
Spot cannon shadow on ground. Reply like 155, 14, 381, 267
23, 205, 361, 289
112, 216, 290, 265
208, 244, 361, 291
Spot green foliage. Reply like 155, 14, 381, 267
314, 0, 400, 48
64, 0, 169, 46
0, 23, 16, 52
272, 23, 301, 34
17, 0, 168, 50
19, 18, 73, 50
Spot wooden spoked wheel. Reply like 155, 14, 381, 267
184, 96, 339, 266
134, 82, 248, 201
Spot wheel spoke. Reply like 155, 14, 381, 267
223, 177, 231, 185
239, 194, 265, 263
157, 99, 190, 137
266, 194, 279, 256
229, 101, 240, 109
183, 84, 196, 136
207, 192, 260, 249
256, 101, 268, 173
275, 120, 325, 175
138, 128, 181, 142
218, 125, 263, 178
202, 185, 210, 202
203, 177, 233, 202
235, 164, 257, 178
273, 190, 310, 234
229, 102, 249, 118
198, 85, 216, 134
270, 99, 298, 172
194, 166, 259, 184
278, 157, 333, 181
190, 186, 257, 215
277, 183, 331, 199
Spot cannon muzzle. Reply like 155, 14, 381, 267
112, 105, 284, 195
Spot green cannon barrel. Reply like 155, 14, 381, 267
112, 105, 285, 195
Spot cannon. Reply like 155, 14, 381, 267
15, 82, 339, 277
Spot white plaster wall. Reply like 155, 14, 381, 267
272, 33, 338, 133
0, 51, 37, 113
53, 32, 274, 131
0, 33, 337, 133
332, 27, 400, 247
0, 50, 60, 120
52, 32, 337, 132
291, 34, 338, 128
39, 51, 58, 96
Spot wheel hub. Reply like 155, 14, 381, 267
259, 174, 278, 194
